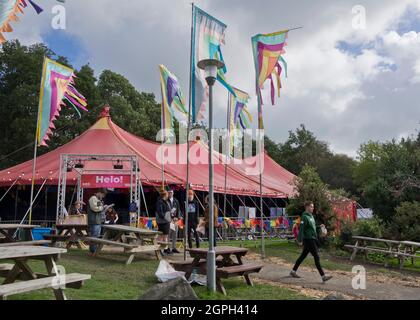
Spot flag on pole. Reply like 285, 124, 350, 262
37, 57, 88, 146
252, 30, 288, 129
159, 64, 188, 140
191, 5, 235, 123
0, 0, 45, 43
228, 87, 252, 155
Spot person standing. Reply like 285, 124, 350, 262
168, 189, 181, 254
290, 201, 332, 282
203, 195, 218, 247
87, 189, 106, 255
186, 189, 200, 248
156, 189, 172, 255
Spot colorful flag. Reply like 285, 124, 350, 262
0, 0, 44, 43
158, 64, 188, 140
37, 57, 88, 146
191, 5, 235, 123
228, 87, 252, 155
252, 30, 289, 128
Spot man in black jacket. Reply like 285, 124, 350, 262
168, 189, 181, 253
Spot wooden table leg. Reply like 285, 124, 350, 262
350, 241, 359, 261
44, 257, 67, 300
126, 254, 135, 265
216, 278, 227, 295
244, 274, 253, 286
2, 263, 23, 284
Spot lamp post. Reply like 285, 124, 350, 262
197, 58, 225, 292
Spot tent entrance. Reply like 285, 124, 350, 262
56, 154, 145, 224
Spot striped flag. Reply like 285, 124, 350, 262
159, 64, 188, 140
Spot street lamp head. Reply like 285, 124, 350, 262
197, 59, 225, 86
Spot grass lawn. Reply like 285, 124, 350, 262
1, 249, 310, 300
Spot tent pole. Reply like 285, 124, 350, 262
14, 186, 19, 221
184, 2, 194, 261
0, 178, 19, 204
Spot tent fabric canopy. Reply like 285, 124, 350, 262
0, 107, 296, 198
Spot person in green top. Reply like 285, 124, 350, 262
290, 201, 332, 283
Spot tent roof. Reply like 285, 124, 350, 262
0, 106, 296, 197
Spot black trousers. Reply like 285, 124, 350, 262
205, 227, 217, 247
187, 223, 200, 248
293, 239, 325, 276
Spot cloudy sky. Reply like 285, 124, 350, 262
8, 0, 420, 157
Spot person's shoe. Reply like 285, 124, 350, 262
164, 248, 173, 255
322, 275, 333, 283
172, 248, 180, 254
290, 270, 301, 278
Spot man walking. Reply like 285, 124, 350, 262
290, 201, 332, 283
168, 189, 181, 254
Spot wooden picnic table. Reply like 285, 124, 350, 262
346, 236, 420, 269
0, 224, 39, 243
53, 224, 89, 249
0, 245, 90, 300
183, 246, 263, 295
85, 224, 163, 265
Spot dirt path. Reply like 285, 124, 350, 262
245, 253, 420, 300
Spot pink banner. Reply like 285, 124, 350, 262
81, 174, 132, 189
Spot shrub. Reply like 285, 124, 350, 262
334, 220, 355, 249
353, 217, 384, 238
384, 201, 420, 241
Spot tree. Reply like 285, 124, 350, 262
353, 136, 420, 222
277, 124, 331, 175
384, 201, 420, 241
0, 41, 164, 170
286, 165, 335, 230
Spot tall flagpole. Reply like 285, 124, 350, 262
29, 57, 47, 225
184, 2, 195, 261
224, 92, 231, 217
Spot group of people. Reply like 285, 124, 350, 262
75, 187, 332, 283
156, 188, 218, 255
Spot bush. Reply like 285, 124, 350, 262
353, 217, 384, 238
384, 201, 420, 241
334, 220, 355, 249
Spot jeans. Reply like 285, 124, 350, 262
169, 223, 178, 249
293, 239, 325, 276
89, 224, 102, 253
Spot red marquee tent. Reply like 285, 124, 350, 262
0, 106, 296, 198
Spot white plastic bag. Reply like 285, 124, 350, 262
155, 259, 186, 283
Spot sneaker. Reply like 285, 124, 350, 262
290, 270, 301, 278
172, 248, 181, 254
164, 248, 173, 255
322, 275, 333, 283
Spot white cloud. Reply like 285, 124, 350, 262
5, 0, 420, 157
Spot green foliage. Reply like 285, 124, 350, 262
286, 165, 335, 230
384, 201, 420, 241
353, 137, 420, 222
353, 217, 384, 238
334, 219, 355, 249
0, 40, 163, 170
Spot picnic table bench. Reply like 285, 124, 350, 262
86, 224, 163, 265
170, 246, 263, 295
0, 224, 39, 243
345, 236, 420, 269
0, 246, 91, 300
0, 240, 51, 247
